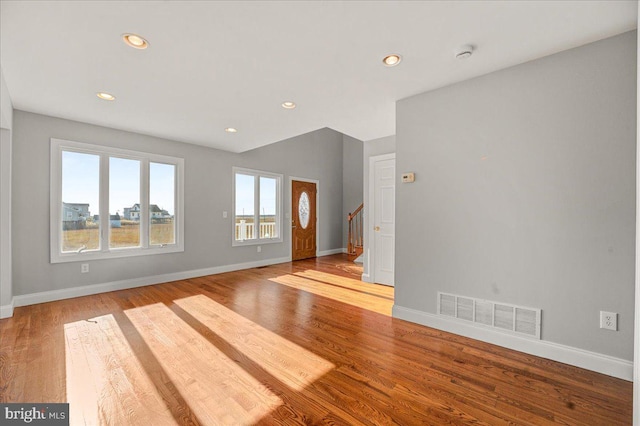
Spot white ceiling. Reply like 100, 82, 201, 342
1, 1, 637, 153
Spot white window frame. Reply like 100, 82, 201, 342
232, 167, 283, 246
50, 138, 184, 263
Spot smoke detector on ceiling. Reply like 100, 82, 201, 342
455, 45, 474, 60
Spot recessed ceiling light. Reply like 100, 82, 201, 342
281, 101, 296, 109
382, 54, 402, 67
96, 92, 115, 101
122, 33, 149, 49
455, 45, 474, 60
225, 127, 238, 133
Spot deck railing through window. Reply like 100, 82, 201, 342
235, 221, 276, 241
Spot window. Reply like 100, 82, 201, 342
51, 138, 184, 263
233, 167, 282, 245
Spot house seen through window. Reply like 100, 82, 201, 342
61, 151, 100, 252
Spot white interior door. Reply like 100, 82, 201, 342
373, 156, 395, 286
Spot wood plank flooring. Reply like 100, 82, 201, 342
0, 254, 632, 425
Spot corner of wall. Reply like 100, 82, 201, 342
342, 134, 364, 249
0, 127, 12, 318
0, 67, 13, 131
633, 3, 639, 424
0, 298, 14, 319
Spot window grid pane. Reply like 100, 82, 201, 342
235, 173, 255, 241
149, 162, 176, 245
259, 177, 277, 238
109, 157, 141, 248
61, 151, 100, 252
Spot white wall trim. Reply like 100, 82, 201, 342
361, 249, 372, 282
393, 305, 633, 381
11, 257, 290, 310
0, 299, 14, 319
317, 248, 346, 257
8, 249, 349, 314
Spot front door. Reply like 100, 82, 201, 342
372, 155, 395, 286
292, 180, 317, 260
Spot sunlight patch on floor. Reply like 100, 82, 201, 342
125, 303, 282, 424
269, 273, 393, 316
64, 315, 177, 426
295, 270, 394, 299
174, 295, 335, 391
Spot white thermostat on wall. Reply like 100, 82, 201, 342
401, 172, 415, 183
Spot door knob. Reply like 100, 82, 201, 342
374, 226, 380, 232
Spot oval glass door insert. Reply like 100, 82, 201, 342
298, 192, 310, 229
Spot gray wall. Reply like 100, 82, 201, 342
12, 111, 347, 296
240, 127, 346, 252
396, 31, 637, 360
342, 135, 364, 247
362, 135, 396, 279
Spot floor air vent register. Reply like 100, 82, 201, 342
438, 292, 541, 339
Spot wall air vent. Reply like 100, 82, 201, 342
438, 292, 541, 339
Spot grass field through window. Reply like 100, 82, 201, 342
62, 222, 174, 252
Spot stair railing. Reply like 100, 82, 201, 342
347, 203, 364, 259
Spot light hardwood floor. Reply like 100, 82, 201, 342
0, 255, 632, 425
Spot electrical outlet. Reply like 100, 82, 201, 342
222, 211, 228, 218
81, 263, 89, 274
600, 311, 617, 331
257, 246, 261, 253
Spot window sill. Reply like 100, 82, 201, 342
51, 245, 184, 264
232, 238, 282, 247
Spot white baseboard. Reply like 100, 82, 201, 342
361, 273, 372, 283
317, 248, 346, 256
0, 298, 14, 319
393, 305, 633, 381
12, 257, 291, 310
